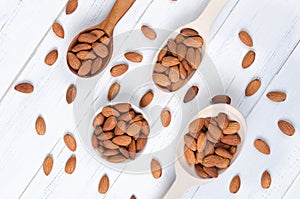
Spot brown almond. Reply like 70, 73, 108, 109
254, 139, 270, 155
119, 147, 129, 158
177, 44, 187, 61
76, 51, 96, 60
92, 42, 109, 58
183, 36, 204, 48
184, 134, 197, 151
71, 43, 92, 53
136, 138, 147, 152
52, 22, 64, 38
97, 132, 114, 141
242, 50, 255, 69
204, 142, 215, 156
100, 36, 111, 45
154, 63, 168, 73
157, 47, 168, 62
102, 149, 119, 157
102, 106, 120, 117
64, 134, 77, 152
278, 120, 295, 136
221, 134, 241, 146
203, 167, 218, 178
186, 48, 196, 69
179, 63, 187, 79
230, 175, 241, 193
141, 25, 157, 40
66, 0, 78, 14
112, 135, 132, 146
189, 118, 204, 133
67, 52, 81, 70
184, 146, 197, 164
194, 165, 209, 178
14, 83, 34, 94
217, 113, 229, 130
110, 64, 128, 77
103, 116, 117, 131
45, 49, 58, 66
175, 34, 185, 43
161, 56, 180, 67
215, 142, 231, 149
169, 66, 180, 83
215, 148, 233, 159
245, 79, 261, 96
202, 155, 230, 169
119, 111, 135, 121
180, 28, 199, 37
261, 171, 271, 189
151, 159, 162, 179
266, 91, 287, 102
125, 52, 143, 63
153, 73, 171, 88
65, 155, 76, 174
78, 33, 98, 43
223, 121, 240, 135
78, 60, 92, 76
127, 121, 143, 136
36, 116, 46, 135
141, 120, 150, 136
197, 133, 207, 153
114, 103, 131, 113
114, 121, 127, 136
211, 94, 231, 104
208, 124, 223, 141
239, 30, 253, 47
92, 134, 98, 148
230, 146, 237, 155
66, 84, 77, 104
167, 39, 177, 55
43, 155, 53, 176
98, 175, 109, 194
183, 86, 199, 103
107, 154, 126, 163
140, 91, 154, 107
108, 82, 120, 101
103, 140, 119, 150
91, 29, 105, 39
160, 109, 171, 127
128, 140, 136, 160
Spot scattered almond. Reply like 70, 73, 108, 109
125, 52, 143, 63
43, 155, 53, 176
36, 116, 46, 135
14, 83, 34, 94
151, 159, 162, 179
66, 84, 77, 104
183, 86, 199, 103
141, 25, 157, 40
278, 120, 295, 136
66, 0, 78, 15
261, 170, 271, 189
239, 30, 253, 47
266, 91, 287, 102
52, 22, 64, 38
242, 50, 255, 69
254, 139, 270, 155
65, 155, 76, 174
45, 49, 58, 66
230, 175, 241, 193
108, 82, 120, 101
160, 109, 171, 127
130, 195, 137, 199
245, 79, 261, 96
110, 64, 128, 77
64, 134, 77, 152
140, 90, 154, 107
98, 174, 109, 194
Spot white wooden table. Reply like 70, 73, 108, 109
1, 0, 300, 198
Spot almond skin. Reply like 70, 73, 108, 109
278, 120, 295, 136
45, 49, 58, 66
183, 36, 204, 48
181, 28, 199, 37
215, 148, 233, 159
261, 171, 271, 189
103, 116, 117, 131
65, 155, 76, 174
245, 79, 261, 96
98, 174, 109, 194
43, 155, 53, 176
124, 52, 143, 63
66, 0, 78, 14
151, 159, 162, 179
239, 30, 253, 47
266, 91, 287, 102
211, 94, 231, 104
110, 64, 128, 77
64, 134, 77, 152
160, 109, 171, 127
254, 139, 270, 155
66, 84, 77, 104
183, 86, 199, 103
140, 91, 154, 107
112, 135, 132, 146
230, 175, 241, 193
141, 25, 157, 40
52, 22, 64, 38
242, 50, 255, 69
36, 116, 46, 135
14, 83, 34, 94
161, 56, 180, 67
107, 82, 120, 101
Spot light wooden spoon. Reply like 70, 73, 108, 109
164, 104, 247, 199
67, 0, 136, 78
152, 0, 228, 92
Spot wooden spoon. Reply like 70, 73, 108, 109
67, 0, 136, 78
152, 0, 228, 92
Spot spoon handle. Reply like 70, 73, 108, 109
98, 0, 136, 36
163, 177, 195, 199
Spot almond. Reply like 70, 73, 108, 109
208, 124, 223, 141
211, 94, 231, 104
102, 106, 120, 117
92, 134, 98, 148
254, 139, 270, 155
98, 174, 109, 194
151, 159, 162, 179
197, 133, 207, 152
266, 91, 287, 102
186, 48, 196, 69
67, 52, 81, 70
65, 155, 76, 174
223, 121, 240, 135
203, 167, 218, 178
141, 25, 157, 40
14, 83, 34, 94
91, 29, 105, 39
92, 42, 109, 58
181, 28, 199, 37
175, 34, 185, 43
239, 30, 253, 47
43, 155, 53, 176
91, 57, 103, 76
124, 52, 143, 63
127, 121, 143, 136
78, 33, 98, 43
108, 82, 120, 101
221, 134, 241, 146
103, 140, 119, 150
114, 121, 127, 136
66, 84, 77, 104
107, 155, 126, 163
194, 165, 209, 178
110, 64, 128, 77
97, 132, 114, 141
203, 155, 230, 169
169, 66, 180, 83
154, 63, 168, 73
119, 147, 129, 158
119, 111, 135, 121
261, 170, 271, 189
66, 0, 78, 14
102, 149, 119, 156
78, 60, 92, 76
160, 109, 171, 127
52, 22, 64, 38
114, 103, 131, 113
183, 36, 204, 48
64, 134, 77, 152
136, 138, 147, 152
71, 43, 92, 52
245, 79, 261, 96
242, 50, 255, 69
140, 91, 154, 107
112, 135, 132, 146
157, 47, 168, 62
177, 44, 187, 61
179, 63, 187, 79
128, 140, 136, 160
141, 121, 150, 136
184, 146, 197, 164
184, 134, 197, 151
189, 118, 204, 133
36, 116, 46, 135
167, 39, 177, 55
215, 148, 233, 159
230, 175, 241, 193
103, 116, 117, 131
76, 51, 96, 60
183, 86, 199, 103
161, 56, 180, 67
230, 146, 237, 155
278, 120, 295, 136
152, 73, 171, 88
217, 113, 229, 130
45, 49, 58, 66
204, 142, 215, 156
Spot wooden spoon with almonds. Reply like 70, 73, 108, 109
67, 0, 136, 78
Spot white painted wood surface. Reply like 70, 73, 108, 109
0, 0, 299, 198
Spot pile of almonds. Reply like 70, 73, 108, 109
91, 103, 150, 163
184, 113, 241, 178
152, 28, 203, 92
67, 29, 112, 77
